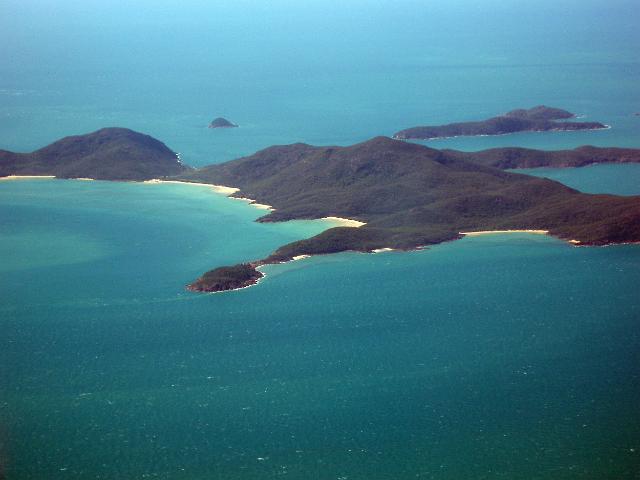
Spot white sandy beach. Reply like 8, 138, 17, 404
144, 179, 240, 195
229, 196, 274, 210
371, 247, 395, 253
0, 175, 56, 181
321, 216, 366, 227
144, 179, 276, 210
459, 229, 549, 236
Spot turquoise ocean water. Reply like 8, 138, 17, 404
1, 1, 640, 479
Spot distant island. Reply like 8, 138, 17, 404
393, 106, 608, 140
209, 117, 238, 129
444, 145, 640, 169
177, 137, 640, 292
0, 128, 189, 181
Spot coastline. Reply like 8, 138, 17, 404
0, 175, 56, 181
394, 125, 611, 142
144, 178, 239, 195
459, 229, 549, 236
188, 226, 640, 293
194, 265, 267, 295
372, 247, 395, 253
321, 216, 366, 228
144, 179, 274, 211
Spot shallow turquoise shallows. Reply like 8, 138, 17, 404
1, 175, 639, 480
1, 0, 640, 478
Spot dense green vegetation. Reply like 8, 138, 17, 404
393, 105, 607, 140
187, 263, 263, 292
446, 145, 640, 169
179, 136, 640, 291
502, 105, 575, 120
0, 128, 189, 181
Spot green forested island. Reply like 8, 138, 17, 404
2, 128, 640, 293
445, 145, 640, 169
0, 128, 189, 180
393, 106, 607, 140
180, 136, 640, 292
187, 264, 264, 292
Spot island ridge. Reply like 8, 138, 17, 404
393, 106, 608, 140
0, 128, 189, 181
178, 136, 640, 292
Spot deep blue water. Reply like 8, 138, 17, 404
1, 1, 640, 479
1, 0, 639, 165
513, 163, 640, 196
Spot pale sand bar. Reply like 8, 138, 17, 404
459, 229, 549, 236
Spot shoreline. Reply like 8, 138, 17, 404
321, 216, 366, 228
195, 266, 267, 295
187, 227, 638, 294
144, 179, 274, 211
459, 229, 549, 236
371, 247, 395, 253
0, 175, 56, 181
144, 178, 239, 195
394, 125, 610, 142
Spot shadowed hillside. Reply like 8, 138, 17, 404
444, 145, 640, 169
178, 137, 640, 291
0, 128, 189, 181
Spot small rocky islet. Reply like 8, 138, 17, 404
208, 117, 238, 129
